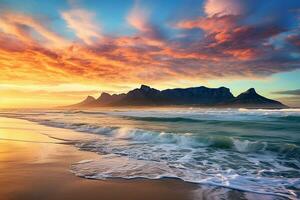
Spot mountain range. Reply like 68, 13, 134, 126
68, 85, 287, 109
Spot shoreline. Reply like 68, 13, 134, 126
0, 117, 288, 200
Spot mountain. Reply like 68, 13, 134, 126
111, 85, 234, 106
227, 88, 287, 108
70, 95, 97, 107
68, 85, 287, 109
97, 92, 126, 105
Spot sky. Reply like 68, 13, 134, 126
0, 0, 300, 108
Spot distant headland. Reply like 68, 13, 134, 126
67, 85, 287, 109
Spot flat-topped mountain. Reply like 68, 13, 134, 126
68, 85, 287, 109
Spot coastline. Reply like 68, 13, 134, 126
0, 117, 288, 200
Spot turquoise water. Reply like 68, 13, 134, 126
1, 108, 299, 199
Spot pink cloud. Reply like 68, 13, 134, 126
204, 0, 245, 16
61, 9, 102, 45
127, 3, 150, 32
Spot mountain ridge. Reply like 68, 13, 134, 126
67, 85, 287, 109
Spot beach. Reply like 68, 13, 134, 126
0, 117, 200, 200
0, 113, 297, 200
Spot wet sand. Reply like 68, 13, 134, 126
0, 117, 282, 200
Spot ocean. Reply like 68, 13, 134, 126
1, 108, 299, 199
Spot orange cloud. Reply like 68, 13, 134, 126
224, 49, 259, 60
176, 15, 237, 33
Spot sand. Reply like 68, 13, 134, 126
0, 117, 280, 200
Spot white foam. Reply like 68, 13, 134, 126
71, 154, 298, 199
232, 139, 267, 153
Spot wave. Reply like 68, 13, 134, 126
114, 129, 299, 157
122, 116, 203, 123
121, 116, 268, 129
1, 112, 299, 157
4, 116, 295, 157
38, 120, 117, 136
70, 155, 299, 199
27, 119, 297, 158
68, 110, 108, 115
277, 115, 300, 122
117, 110, 300, 125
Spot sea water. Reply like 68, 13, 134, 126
1, 108, 299, 199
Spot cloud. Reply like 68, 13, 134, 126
287, 34, 300, 50
204, 0, 244, 16
175, 0, 295, 61
127, 3, 150, 32
273, 89, 300, 95
0, 12, 68, 47
126, 1, 164, 42
276, 96, 300, 107
176, 14, 237, 33
61, 9, 102, 45
176, 16, 285, 60
0, 1, 299, 90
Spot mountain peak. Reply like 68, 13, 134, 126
84, 95, 96, 102
69, 95, 96, 107
236, 88, 260, 99
245, 88, 257, 94
140, 84, 152, 91
99, 92, 111, 98
232, 88, 287, 108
